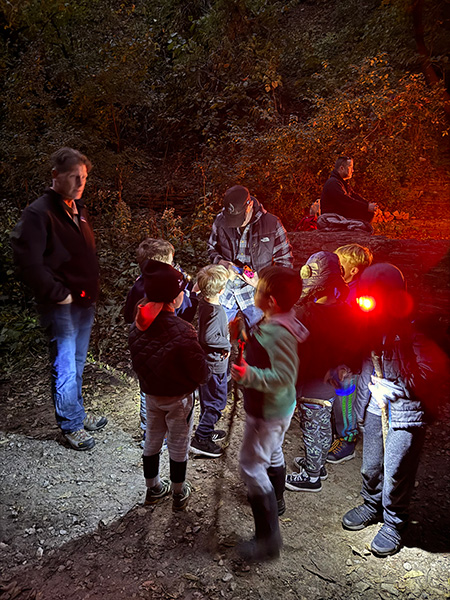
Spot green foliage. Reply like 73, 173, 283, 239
200, 55, 449, 227
0, 200, 47, 374
1, 0, 449, 368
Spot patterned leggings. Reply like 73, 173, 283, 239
299, 402, 332, 477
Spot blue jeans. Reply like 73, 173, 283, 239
223, 304, 263, 330
196, 371, 228, 439
42, 303, 95, 433
361, 411, 425, 530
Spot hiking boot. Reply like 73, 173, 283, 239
83, 413, 108, 431
327, 438, 355, 463
293, 457, 328, 480
285, 470, 322, 492
342, 504, 382, 531
370, 524, 402, 557
173, 481, 192, 511
64, 429, 95, 451
190, 435, 223, 458
211, 429, 226, 442
144, 478, 171, 505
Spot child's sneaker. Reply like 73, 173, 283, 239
370, 524, 402, 557
285, 470, 322, 492
293, 457, 328, 480
83, 413, 108, 431
190, 435, 223, 458
173, 481, 192, 511
144, 478, 171, 505
64, 429, 95, 451
211, 429, 226, 442
327, 438, 355, 463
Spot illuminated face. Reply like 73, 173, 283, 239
239, 203, 252, 228
52, 163, 88, 200
339, 159, 354, 180
338, 256, 359, 283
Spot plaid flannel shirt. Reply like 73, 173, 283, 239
209, 207, 293, 311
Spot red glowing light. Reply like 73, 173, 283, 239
357, 295, 376, 312
80, 290, 86, 298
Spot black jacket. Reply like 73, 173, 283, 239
321, 170, 372, 222
128, 310, 209, 396
11, 188, 99, 306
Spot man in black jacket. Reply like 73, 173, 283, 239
11, 147, 106, 451
207, 185, 293, 328
321, 157, 377, 222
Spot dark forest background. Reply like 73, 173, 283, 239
1, 0, 449, 369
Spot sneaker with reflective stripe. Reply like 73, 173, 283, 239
293, 457, 328, 480
190, 435, 223, 458
285, 470, 322, 492
211, 429, 226, 442
84, 413, 108, 431
173, 481, 192, 511
64, 429, 95, 451
327, 438, 355, 463
144, 478, 171, 505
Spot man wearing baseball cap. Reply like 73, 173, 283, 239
207, 185, 293, 328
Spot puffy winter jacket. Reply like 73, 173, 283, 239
128, 310, 209, 397
354, 329, 433, 428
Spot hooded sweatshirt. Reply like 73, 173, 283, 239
237, 310, 309, 420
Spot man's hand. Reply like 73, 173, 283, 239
58, 294, 73, 305
368, 202, 378, 212
231, 359, 248, 381
242, 270, 259, 288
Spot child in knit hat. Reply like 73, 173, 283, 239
128, 260, 209, 511
286, 251, 360, 492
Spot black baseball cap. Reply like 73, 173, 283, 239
223, 185, 252, 228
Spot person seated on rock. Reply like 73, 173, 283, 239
321, 157, 377, 223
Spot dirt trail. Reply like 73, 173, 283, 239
1, 234, 449, 600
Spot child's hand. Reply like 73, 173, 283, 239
231, 360, 248, 381
229, 316, 245, 341
368, 375, 405, 408
325, 365, 352, 387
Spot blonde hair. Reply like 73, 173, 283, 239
335, 244, 373, 270
136, 238, 174, 268
197, 265, 229, 299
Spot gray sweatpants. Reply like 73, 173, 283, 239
144, 393, 194, 462
240, 411, 294, 497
